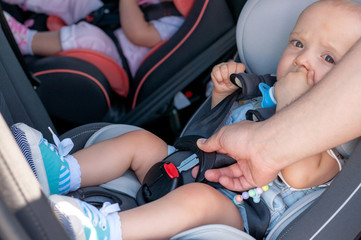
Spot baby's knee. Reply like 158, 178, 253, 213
120, 129, 168, 160
175, 183, 243, 229
126, 129, 163, 145
177, 183, 225, 209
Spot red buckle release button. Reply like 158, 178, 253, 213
164, 163, 179, 179
86, 15, 95, 22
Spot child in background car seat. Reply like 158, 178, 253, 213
9, 1, 361, 239
2, 0, 184, 76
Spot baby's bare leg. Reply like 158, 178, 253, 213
72, 130, 169, 187
31, 31, 62, 56
120, 183, 243, 239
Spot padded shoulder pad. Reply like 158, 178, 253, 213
246, 106, 276, 122
230, 73, 276, 99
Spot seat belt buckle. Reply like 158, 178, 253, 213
141, 161, 183, 203
140, 151, 199, 203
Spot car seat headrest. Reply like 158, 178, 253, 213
236, 0, 318, 75
174, 0, 195, 17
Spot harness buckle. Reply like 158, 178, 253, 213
164, 163, 179, 179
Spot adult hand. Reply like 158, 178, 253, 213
197, 121, 280, 191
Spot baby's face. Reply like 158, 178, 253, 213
276, 1, 361, 85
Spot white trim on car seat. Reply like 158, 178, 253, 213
310, 182, 361, 240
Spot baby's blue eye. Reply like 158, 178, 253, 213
322, 55, 335, 64
292, 40, 303, 48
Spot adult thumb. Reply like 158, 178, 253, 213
197, 137, 219, 153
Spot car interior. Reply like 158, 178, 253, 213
2, 0, 245, 141
0, 0, 361, 239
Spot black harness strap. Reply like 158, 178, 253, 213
103, 27, 132, 80
183, 73, 277, 138
171, 73, 276, 239
84, 2, 181, 29
141, 2, 182, 21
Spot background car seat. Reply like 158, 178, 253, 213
2, 0, 246, 138
1, 0, 361, 239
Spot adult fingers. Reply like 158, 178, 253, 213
197, 135, 225, 154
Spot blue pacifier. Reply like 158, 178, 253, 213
259, 82, 277, 108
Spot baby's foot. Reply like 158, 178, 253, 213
3, 11, 35, 55
50, 195, 122, 240
11, 123, 75, 196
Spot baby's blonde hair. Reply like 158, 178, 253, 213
318, 0, 361, 18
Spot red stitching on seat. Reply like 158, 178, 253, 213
58, 49, 129, 97
132, 0, 209, 109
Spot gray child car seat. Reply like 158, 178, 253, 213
1, 0, 361, 239
73, 0, 361, 239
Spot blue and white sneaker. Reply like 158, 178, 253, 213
50, 195, 122, 240
10, 123, 74, 196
